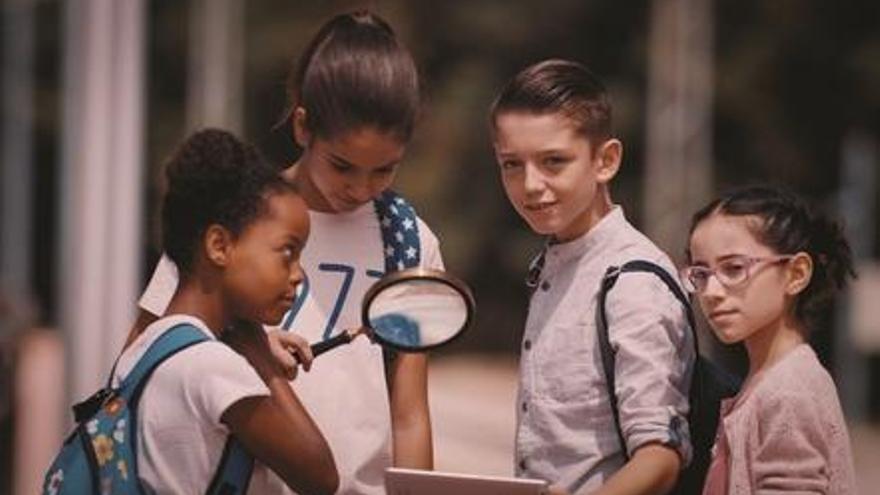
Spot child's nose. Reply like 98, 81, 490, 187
289, 263, 305, 287
346, 176, 374, 202
522, 163, 545, 193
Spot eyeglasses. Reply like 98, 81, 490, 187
681, 255, 793, 294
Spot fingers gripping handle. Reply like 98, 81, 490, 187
310, 331, 354, 357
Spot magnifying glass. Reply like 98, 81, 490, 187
310, 268, 475, 356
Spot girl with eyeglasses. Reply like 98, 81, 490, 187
683, 185, 857, 494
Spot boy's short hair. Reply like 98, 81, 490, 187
490, 59, 612, 144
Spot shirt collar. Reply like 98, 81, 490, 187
541, 205, 626, 276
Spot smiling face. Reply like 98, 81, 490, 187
492, 111, 620, 242
292, 112, 406, 213
688, 213, 797, 346
223, 192, 311, 325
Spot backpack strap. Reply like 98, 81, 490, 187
123, 323, 254, 495
374, 189, 421, 272
120, 323, 209, 406
373, 190, 422, 384
71, 325, 206, 423
596, 260, 698, 460
206, 438, 254, 495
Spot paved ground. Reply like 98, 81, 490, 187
429, 354, 880, 493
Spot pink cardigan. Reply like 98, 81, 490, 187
705, 344, 857, 495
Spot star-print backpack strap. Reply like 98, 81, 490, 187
374, 190, 421, 272
373, 190, 422, 384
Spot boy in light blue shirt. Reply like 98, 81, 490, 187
489, 59, 694, 495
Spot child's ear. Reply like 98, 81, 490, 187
292, 107, 311, 148
204, 224, 235, 267
595, 138, 622, 184
785, 252, 813, 296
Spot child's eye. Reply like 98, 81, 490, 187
542, 156, 567, 167
331, 162, 352, 173
281, 245, 296, 262
499, 159, 522, 171
373, 165, 396, 176
689, 268, 710, 285
718, 261, 747, 280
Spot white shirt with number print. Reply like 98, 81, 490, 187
140, 200, 444, 495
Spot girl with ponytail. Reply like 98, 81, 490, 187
683, 185, 857, 494
131, 11, 442, 494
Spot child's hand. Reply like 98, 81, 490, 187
223, 320, 277, 378
545, 484, 569, 495
267, 329, 314, 380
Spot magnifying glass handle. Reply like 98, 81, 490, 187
310, 331, 354, 357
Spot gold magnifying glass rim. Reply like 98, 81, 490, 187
361, 267, 476, 352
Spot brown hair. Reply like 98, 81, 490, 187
283, 11, 420, 144
489, 58, 612, 144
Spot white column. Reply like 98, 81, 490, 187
836, 130, 877, 421
643, 0, 714, 261
187, 0, 244, 132
60, 0, 145, 402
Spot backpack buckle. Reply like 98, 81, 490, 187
72, 388, 113, 423
603, 265, 622, 287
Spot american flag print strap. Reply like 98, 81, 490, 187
373, 190, 421, 273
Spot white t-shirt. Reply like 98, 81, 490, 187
140, 200, 444, 495
112, 314, 272, 495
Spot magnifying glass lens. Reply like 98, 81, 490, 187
367, 279, 468, 349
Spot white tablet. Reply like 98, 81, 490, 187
385, 467, 549, 495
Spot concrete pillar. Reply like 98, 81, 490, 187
60, 0, 145, 403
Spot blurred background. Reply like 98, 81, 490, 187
1, 0, 878, 493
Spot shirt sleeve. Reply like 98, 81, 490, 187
605, 271, 694, 465
752, 392, 830, 494
139, 254, 179, 316
417, 217, 445, 271
174, 341, 270, 428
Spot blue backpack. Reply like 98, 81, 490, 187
43, 323, 254, 495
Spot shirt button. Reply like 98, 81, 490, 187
523, 340, 532, 350
540, 281, 551, 291
521, 401, 528, 412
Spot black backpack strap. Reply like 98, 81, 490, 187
596, 260, 697, 460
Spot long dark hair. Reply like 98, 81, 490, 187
689, 185, 856, 326
282, 10, 420, 144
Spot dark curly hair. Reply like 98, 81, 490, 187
161, 129, 297, 274
688, 185, 856, 328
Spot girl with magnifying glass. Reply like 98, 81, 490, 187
127, 11, 444, 495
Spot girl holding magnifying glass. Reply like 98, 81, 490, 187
128, 11, 444, 495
